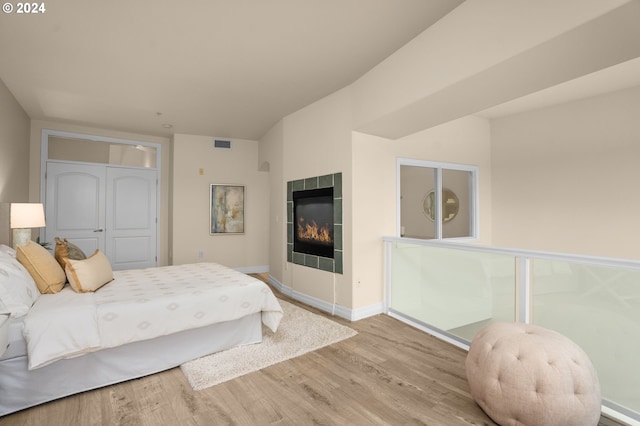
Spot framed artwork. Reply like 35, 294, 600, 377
210, 184, 245, 234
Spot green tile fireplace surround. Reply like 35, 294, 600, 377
287, 172, 343, 274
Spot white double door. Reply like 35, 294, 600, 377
45, 161, 158, 270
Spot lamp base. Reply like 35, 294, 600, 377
12, 228, 31, 249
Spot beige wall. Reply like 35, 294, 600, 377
278, 87, 354, 308
258, 120, 285, 282
351, 132, 397, 309
263, 89, 492, 312
354, 0, 608, 124
490, 86, 640, 259
352, 0, 636, 138
264, 0, 636, 313
0, 80, 30, 246
3, 1, 636, 316
171, 134, 269, 269
394, 116, 493, 246
28, 120, 171, 265
351, 115, 492, 310
0, 79, 30, 203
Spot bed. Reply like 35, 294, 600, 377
0, 243, 283, 416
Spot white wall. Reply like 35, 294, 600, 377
490, 86, 640, 259
171, 134, 269, 269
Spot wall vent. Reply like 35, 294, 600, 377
213, 139, 231, 149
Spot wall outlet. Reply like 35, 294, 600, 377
197, 250, 204, 258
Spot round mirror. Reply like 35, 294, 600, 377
423, 188, 459, 223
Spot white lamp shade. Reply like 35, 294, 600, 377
10, 203, 46, 229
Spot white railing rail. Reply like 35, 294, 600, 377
383, 236, 640, 424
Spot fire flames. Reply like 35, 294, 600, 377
297, 217, 332, 243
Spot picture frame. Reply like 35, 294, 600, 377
210, 184, 245, 235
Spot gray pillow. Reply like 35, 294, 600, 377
54, 237, 87, 270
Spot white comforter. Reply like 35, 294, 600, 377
23, 263, 283, 370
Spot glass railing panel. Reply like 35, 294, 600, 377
389, 242, 516, 342
531, 259, 640, 415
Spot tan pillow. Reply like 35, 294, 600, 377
64, 250, 113, 293
16, 241, 66, 294
54, 237, 87, 269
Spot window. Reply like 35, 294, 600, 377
398, 158, 478, 240
43, 130, 159, 169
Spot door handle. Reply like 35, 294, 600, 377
93, 229, 104, 232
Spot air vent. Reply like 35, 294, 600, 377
213, 139, 231, 149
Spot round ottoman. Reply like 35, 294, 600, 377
465, 322, 601, 426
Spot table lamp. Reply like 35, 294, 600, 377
10, 203, 46, 248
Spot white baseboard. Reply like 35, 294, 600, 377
268, 275, 383, 321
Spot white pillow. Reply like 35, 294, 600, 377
0, 244, 16, 257
64, 250, 113, 293
0, 251, 40, 318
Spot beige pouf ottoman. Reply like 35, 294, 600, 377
465, 322, 601, 426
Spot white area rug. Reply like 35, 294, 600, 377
180, 299, 357, 391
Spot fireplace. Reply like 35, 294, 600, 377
287, 172, 342, 274
293, 187, 334, 258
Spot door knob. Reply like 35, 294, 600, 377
93, 229, 104, 232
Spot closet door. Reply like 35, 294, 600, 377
45, 162, 106, 257
105, 167, 157, 270
45, 161, 158, 270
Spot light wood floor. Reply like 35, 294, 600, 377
1, 279, 624, 426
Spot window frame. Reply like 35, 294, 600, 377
396, 158, 479, 241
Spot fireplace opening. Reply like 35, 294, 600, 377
293, 187, 334, 258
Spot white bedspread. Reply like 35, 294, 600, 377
23, 263, 283, 370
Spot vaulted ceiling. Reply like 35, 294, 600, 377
0, 0, 463, 139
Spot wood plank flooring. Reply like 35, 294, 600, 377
0, 278, 625, 426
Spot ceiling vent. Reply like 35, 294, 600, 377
213, 139, 231, 149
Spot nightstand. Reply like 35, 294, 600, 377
0, 314, 8, 357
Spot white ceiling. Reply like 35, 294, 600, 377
0, 0, 463, 140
